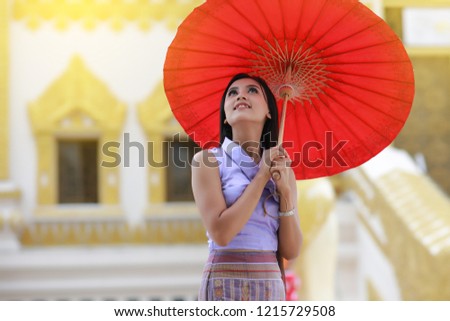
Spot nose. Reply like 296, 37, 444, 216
237, 94, 247, 100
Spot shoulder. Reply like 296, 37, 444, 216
191, 150, 222, 190
192, 149, 220, 170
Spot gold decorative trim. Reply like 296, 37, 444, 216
138, 81, 187, 204
28, 56, 126, 207
21, 204, 206, 246
366, 279, 383, 301
343, 168, 450, 300
0, 0, 8, 179
12, 0, 204, 31
0, 189, 21, 200
407, 48, 450, 56
384, 0, 450, 7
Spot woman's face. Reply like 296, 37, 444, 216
223, 78, 270, 127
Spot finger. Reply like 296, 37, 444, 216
280, 157, 292, 167
276, 146, 285, 158
271, 170, 281, 181
270, 166, 287, 178
272, 159, 291, 168
272, 147, 282, 159
278, 145, 290, 158
270, 164, 280, 172
269, 163, 285, 173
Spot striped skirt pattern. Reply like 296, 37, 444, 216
198, 250, 285, 301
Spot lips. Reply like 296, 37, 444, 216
233, 103, 251, 110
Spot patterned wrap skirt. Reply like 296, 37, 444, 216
198, 250, 286, 301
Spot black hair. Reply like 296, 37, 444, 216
219, 73, 279, 149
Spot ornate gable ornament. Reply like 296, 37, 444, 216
29, 56, 126, 206
29, 56, 125, 134
13, 0, 204, 31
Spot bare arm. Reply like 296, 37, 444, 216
270, 149, 302, 260
277, 168, 302, 260
191, 149, 271, 246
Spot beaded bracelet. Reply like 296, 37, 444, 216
278, 208, 296, 217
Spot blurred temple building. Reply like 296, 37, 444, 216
0, 0, 449, 300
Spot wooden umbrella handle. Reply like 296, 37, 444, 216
272, 94, 289, 181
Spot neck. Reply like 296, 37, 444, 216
231, 125, 263, 163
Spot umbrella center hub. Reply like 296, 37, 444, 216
250, 40, 328, 103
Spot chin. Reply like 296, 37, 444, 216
230, 116, 265, 126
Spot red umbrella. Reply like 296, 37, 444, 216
163, 0, 415, 179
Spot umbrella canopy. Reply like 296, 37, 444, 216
164, 0, 415, 179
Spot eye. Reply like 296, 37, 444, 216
227, 89, 238, 96
248, 86, 259, 94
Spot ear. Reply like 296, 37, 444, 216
267, 112, 272, 119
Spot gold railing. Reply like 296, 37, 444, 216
341, 158, 450, 300
5, 204, 206, 246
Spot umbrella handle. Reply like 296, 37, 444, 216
272, 94, 289, 181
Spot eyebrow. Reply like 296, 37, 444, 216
228, 84, 263, 92
227, 84, 267, 103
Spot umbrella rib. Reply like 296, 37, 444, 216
250, 42, 288, 82
252, 50, 287, 80
253, 0, 280, 42
329, 80, 407, 123
317, 20, 385, 54
328, 92, 393, 147
167, 45, 250, 61
252, 0, 300, 80
293, 101, 333, 177
290, 40, 308, 64
227, 1, 275, 45
178, 26, 260, 56
260, 41, 287, 67
329, 69, 414, 85
306, 1, 361, 50
194, 5, 261, 49
327, 60, 414, 86
183, 109, 219, 134
330, 76, 414, 107
330, 59, 412, 67
315, 92, 376, 156
289, 39, 300, 63
322, 39, 409, 61
194, 2, 293, 75
164, 72, 243, 92
316, 94, 376, 158
306, 105, 333, 176
285, 100, 305, 178
278, 0, 287, 40
294, 0, 306, 44
164, 65, 250, 72
166, 88, 224, 112
296, 0, 330, 47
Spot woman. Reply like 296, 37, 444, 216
192, 73, 302, 301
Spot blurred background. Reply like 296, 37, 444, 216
0, 0, 449, 300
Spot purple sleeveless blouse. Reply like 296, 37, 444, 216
207, 137, 280, 251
